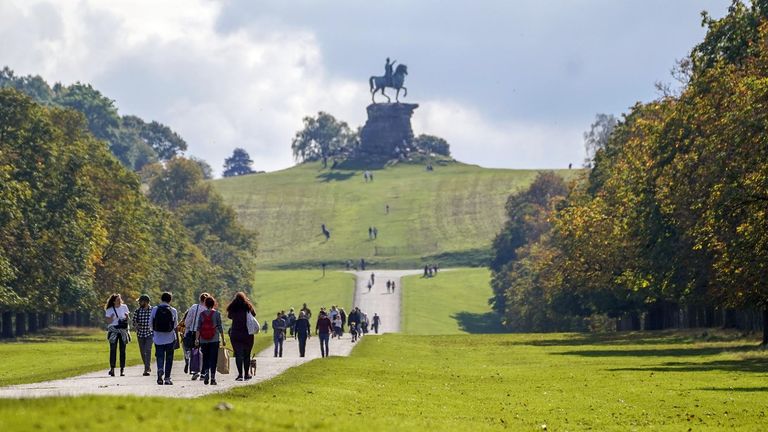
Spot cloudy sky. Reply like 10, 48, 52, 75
1, 0, 729, 175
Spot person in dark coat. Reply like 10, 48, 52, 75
372, 313, 382, 334
315, 311, 333, 358
226, 291, 256, 381
294, 311, 311, 357
339, 307, 347, 333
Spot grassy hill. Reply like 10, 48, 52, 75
213, 161, 575, 269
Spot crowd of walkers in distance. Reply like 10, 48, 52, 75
267, 304, 381, 358
104, 292, 380, 385
423, 263, 439, 278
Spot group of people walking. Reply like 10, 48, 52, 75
423, 263, 439, 277
104, 293, 383, 385
104, 290, 259, 385
268, 304, 380, 358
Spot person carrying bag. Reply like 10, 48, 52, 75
195, 296, 225, 385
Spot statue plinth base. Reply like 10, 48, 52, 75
359, 103, 419, 159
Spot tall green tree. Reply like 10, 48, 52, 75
291, 112, 354, 162
222, 148, 254, 177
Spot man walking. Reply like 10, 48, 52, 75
132, 294, 154, 376
151, 292, 178, 385
272, 312, 287, 357
294, 311, 311, 358
372, 313, 382, 334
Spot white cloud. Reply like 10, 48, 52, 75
0, 0, 584, 175
414, 101, 584, 169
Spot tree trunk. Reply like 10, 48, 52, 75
39, 313, 49, 329
762, 307, 767, 346
1, 312, 13, 338
27, 313, 39, 333
15, 312, 26, 337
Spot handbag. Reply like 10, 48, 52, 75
113, 306, 128, 329
216, 345, 230, 374
189, 347, 201, 373
246, 312, 260, 335
183, 305, 202, 349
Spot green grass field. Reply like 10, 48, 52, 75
0, 328, 141, 386
402, 267, 501, 334
213, 161, 575, 269
1, 331, 765, 431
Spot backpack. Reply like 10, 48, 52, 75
153, 306, 174, 332
199, 310, 216, 340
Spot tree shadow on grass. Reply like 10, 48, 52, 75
609, 357, 768, 373
504, 330, 753, 347
316, 171, 356, 182
452, 311, 506, 334
554, 345, 758, 358
698, 386, 768, 392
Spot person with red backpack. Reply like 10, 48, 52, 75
195, 296, 225, 385
150, 292, 178, 385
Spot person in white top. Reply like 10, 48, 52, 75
182, 292, 209, 380
104, 293, 130, 377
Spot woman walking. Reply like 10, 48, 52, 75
196, 296, 225, 385
226, 292, 256, 381
104, 293, 130, 377
132, 294, 153, 376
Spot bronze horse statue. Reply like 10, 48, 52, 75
369, 64, 408, 103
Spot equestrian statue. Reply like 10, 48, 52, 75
369, 57, 408, 103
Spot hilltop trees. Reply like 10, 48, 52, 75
291, 112, 355, 163
222, 148, 254, 177
412, 134, 451, 157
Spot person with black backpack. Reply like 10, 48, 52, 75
195, 296, 225, 385
151, 292, 178, 385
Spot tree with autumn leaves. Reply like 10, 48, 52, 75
0, 89, 256, 337
492, 1, 768, 343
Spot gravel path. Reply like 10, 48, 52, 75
0, 270, 420, 399
351, 269, 422, 333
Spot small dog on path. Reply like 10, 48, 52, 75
249, 356, 257, 377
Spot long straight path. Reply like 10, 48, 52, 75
351, 269, 422, 333
0, 270, 420, 399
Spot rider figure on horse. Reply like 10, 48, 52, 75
385, 57, 397, 87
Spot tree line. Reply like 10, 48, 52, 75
0, 88, 256, 338
490, 1, 768, 344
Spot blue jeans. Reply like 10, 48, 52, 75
155, 342, 175, 379
319, 333, 330, 357
273, 335, 283, 357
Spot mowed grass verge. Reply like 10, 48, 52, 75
402, 267, 501, 334
0, 331, 765, 431
213, 161, 576, 269
0, 327, 141, 386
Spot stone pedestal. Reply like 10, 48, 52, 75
359, 103, 418, 158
